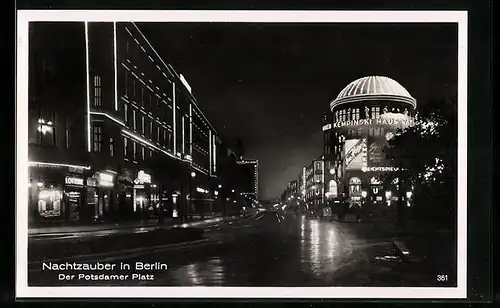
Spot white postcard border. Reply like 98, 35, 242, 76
16, 10, 468, 299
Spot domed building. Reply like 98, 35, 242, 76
322, 76, 417, 213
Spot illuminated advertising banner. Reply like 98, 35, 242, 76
367, 136, 389, 167
344, 139, 364, 170
333, 115, 414, 129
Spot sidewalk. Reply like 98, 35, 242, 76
28, 214, 243, 237
390, 222, 457, 281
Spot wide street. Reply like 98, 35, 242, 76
28, 211, 450, 287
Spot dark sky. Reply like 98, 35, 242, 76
138, 22, 458, 200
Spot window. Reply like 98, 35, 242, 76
34, 109, 56, 147
109, 137, 115, 157
132, 141, 137, 160
92, 124, 103, 153
141, 116, 145, 134
141, 86, 145, 107
157, 125, 160, 143
93, 76, 102, 107
353, 108, 360, 120
124, 103, 128, 125
371, 106, 380, 119
163, 129, 168, 148
147, 93, 152, 110
150, 121, 153, 140
124, 71, 128, 96
132, 79, 137, 99
65, 120, 71, 148
132, 110, 136, 130
141, 146, 145, 160
149, 149, 153, 158
123, 137, 128, 157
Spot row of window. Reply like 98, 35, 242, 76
91, 123, 212, 171
91, 124, 156, 161
121, 101, 174, 149
120, 26, 175, 94
334, 106, 410, 122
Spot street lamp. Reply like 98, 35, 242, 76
361, 191, 367, 198
187, 171, 196, 221
218, 184, 222, 188
231, 189, 235, 193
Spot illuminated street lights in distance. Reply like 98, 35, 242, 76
190, 171, 196, 178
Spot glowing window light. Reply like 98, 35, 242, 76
37, 119, 53, 135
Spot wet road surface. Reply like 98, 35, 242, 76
29, 211, 448, 287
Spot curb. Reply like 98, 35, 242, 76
29, 238, 213, 270
28, 215, 252, 238
392, 239, 422, 263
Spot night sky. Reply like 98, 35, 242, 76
138, 22, 458, 200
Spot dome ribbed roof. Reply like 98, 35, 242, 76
330, 76, 416, 111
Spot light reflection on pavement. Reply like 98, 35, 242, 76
28, 211, 449, 287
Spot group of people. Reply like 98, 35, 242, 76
332, 193, 362, 222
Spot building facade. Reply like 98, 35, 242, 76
324, 76, 417, 213
237, 159, 259, 206
28, 22, 225, 226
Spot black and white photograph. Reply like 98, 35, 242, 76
16, 10, 467, 299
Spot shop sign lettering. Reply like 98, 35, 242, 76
65, 176, 84, 186
333, 118, 415, 129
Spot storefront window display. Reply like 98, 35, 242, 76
38, 186, 63, 218
64, 175, 85, 221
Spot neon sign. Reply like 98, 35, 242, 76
333, 117, 415, 129
65, 176, 84, 186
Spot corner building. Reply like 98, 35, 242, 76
86, 22, 218, 220
28, 22, 218, 226
323, 76, 417, 211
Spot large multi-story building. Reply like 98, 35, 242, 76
27, 22, 236, 226
237, 159, 259, 205
324, 76, 417, 208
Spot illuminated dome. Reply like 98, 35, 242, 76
330, 76, 417, 111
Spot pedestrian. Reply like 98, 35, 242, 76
354, 202, 361, 222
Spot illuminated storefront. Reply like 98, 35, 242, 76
95, 171, 116, 219
131, 170, 160, 217
325, 76, 417, 207
28, 161, 92, 224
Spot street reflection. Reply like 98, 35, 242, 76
299, 217, 341, 278
174, 257, 225, 285
166, 214, 346, 285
